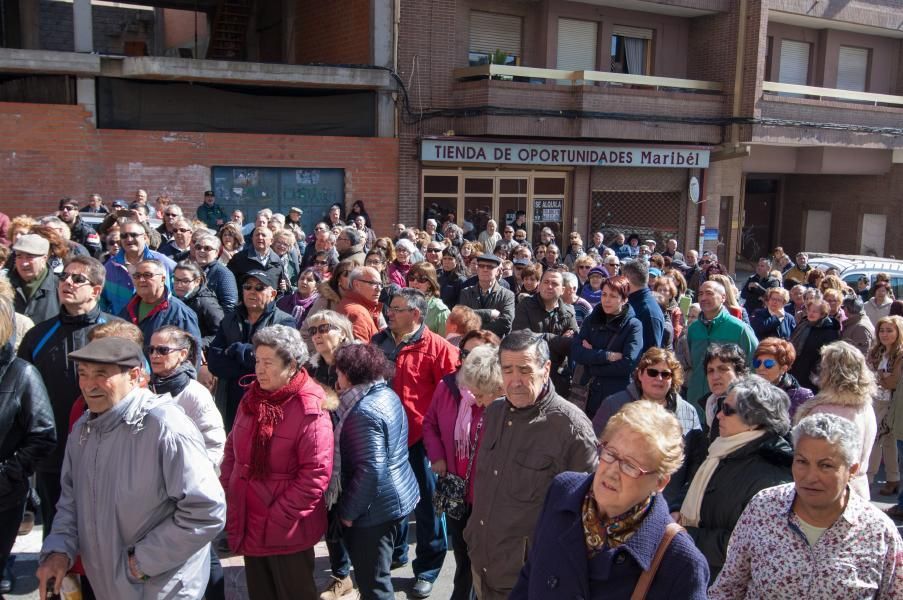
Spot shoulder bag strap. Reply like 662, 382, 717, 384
630, 521, 684, 600
463, 416, 484, 484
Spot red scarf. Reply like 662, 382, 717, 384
240, 369, 309, 480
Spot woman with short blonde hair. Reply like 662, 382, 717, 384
407, 262, 451, 336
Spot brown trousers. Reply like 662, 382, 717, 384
244, 548, 317, 600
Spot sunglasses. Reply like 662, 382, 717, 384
242, 283, 267, 292
308, 324, 337, 337
146, 345, 180, 356
408, 275, 430, 284
644, 368, 673, 380
60, 206, 77, 212
121, 232, 144, 240
132, 272, 161, 281
426, 247, 442, 253
60, 272, 91, 285
174, 228, 192, 234
753, 358, 777, 369
719, 402, 738, 417
194, 245, 216, 252
164, 212, 180, 217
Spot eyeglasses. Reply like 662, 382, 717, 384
718, 402, 739, 417
174, 228, 192, 234
356, 279, 383, 289
60, 272, 91, 285
146, 345, 181, 356
121, 232, 144, 240
753, 358, 777, 369
388, 306, 413, 313
408, 275, 430, 284
194, 245, 216, 252
242, 283, 267, 292
365, 260, 383, 267
597, 442, 654, 479
59, 206, 76, 212
426, 247, 442, 253
644, 368, 673, 380
476, 263, 497, 270
173, 277, 197, 285
577, 265, 591, 270
132, 272, 161, 281
308, 324, 337, 337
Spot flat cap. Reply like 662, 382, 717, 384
475, 253, 501, 266
243, 269, 278, 289
512, 258, 531, 267
289, 206, 303, 214
12, 234, 50, 256
68, 337, 144, 368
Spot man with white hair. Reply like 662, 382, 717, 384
687, 280, 758, 406
424, 218, 444, 242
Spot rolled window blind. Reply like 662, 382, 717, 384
778, 39, 810, 86
469, 11, 522, 59
837, 46, 868, 92
611, 25, 653, 40
557, 18, 598, 71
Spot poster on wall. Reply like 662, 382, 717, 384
533, 198, 562, 223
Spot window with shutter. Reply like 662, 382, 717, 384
778, 39, 810, 86
469, 11, 522, 66
557, 18, 598, 71
837, 46, 869, 92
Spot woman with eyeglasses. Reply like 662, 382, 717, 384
511, 401, 709, 599
753, 338, 813, 419
276, 267, 321, 329
301, 259, 354, 339
423, 336, 502, 600
216, 222, 244, 265
208, 270, 295, 431
406, 262, 451, 336
172, 261, 224, 351
677, 375, 793, 583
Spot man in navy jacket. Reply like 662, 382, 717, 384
623, 259, 664, 353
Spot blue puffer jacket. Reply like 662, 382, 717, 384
338, 382, 419, 528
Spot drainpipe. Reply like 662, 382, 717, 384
393, 0, 401, 138
730, 0, 748, 148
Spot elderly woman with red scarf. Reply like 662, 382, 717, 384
220, 324, 333, 600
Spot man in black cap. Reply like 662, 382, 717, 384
9, 233, 60, 324
57, 197, 102, 257
196, 190, 227, 230
207, 269, 294, 430
18, 255, 119, 536
37, 337, 225, 600
458, 254, 515, 337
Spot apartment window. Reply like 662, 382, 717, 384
610, 25, 652, 75
778, 39, 810, 86
557, 18, 598, 71
837, 46, 869, 92
469, 11, 522, 66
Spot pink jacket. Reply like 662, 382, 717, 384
220, 373, 333, 556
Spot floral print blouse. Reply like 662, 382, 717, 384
709, 483, 903, 599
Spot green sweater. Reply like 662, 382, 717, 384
686, 307, 758, 406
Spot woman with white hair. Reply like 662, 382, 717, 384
387, 238, 417, 288
677, 375, 793, 583
710, 413, 903, 599
794, 340, 877, 499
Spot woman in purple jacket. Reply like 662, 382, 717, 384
510, 401, 709, 599
422, 330, 502, 600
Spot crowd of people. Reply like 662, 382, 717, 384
0, 190, 901, 600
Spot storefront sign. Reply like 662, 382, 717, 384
533, 198, 562, 222
422, 140, 710, 168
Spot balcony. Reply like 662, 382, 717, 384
756, 81, 903, 149
450, 64, 726, 144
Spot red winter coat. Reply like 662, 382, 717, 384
220, 371, 333, 557
372, 325, 459, 446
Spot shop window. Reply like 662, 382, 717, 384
610, 26, 652, 75
557, 18, 597, 71
469, 11, 522, 66
778, 39, 810, 86
837, 46, 869, 92
423, 175, 459, 227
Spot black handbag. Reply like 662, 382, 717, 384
432, 418, 482, 520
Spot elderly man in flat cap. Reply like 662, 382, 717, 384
8, 233, 60, 324
36, 337, 225, 600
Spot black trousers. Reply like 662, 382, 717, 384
244, 549, 317, 600
446, 506, 477, 600
35, 471, 62, 538
344, 518, 401, 600
0, 500, 25, 576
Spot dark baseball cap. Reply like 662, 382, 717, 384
242, 269, 278, 289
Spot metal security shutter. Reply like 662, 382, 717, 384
837, 46, 869, 92
557, 18, 597, 71
778, 39, 810, 85
611, 25, 653, 40
469, 11, 522, 58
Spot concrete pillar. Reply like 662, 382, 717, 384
372, 0, 395, 138
73, 0, 93, 53
77, 77, 96, 126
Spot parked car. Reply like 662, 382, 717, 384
807, 253, 903, 298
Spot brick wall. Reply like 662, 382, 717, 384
294, 0, 372, 65
779, 165, 903, 258
40, 0, 154, 54
0, 102, 399, 236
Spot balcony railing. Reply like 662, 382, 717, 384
453, 64, 723, 93
762, 81, 903, 108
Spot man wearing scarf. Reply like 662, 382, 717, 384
37, 337, 225, 600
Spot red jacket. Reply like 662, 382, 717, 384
219, 370, 333, 556
372, 325, 459, 446
339, 290, 383, 343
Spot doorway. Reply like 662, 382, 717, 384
742, 178, 779, 261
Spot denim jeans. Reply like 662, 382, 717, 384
393, 440, 447, 582
345, 518, 402, 600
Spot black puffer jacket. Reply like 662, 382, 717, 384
685, 432, 793, 583
181, 285, 224, 350
790, 316, 840, 391
0, 341, 56, 510
338, 382, 419, 527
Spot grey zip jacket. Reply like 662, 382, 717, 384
41, 387, 226, 599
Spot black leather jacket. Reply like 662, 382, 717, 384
0, 341, 56, 509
